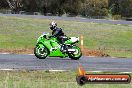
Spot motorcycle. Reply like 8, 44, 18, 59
34, 32, 82, 60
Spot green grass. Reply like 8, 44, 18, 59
0, 70, 131, 88
0, 15, 132, 57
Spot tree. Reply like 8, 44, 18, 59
22, 0, 38, 12
0, 0, 9, 8
5, 0, 23, 13
119, 0, 132, 17
108, 0, 132, 17
63, 0, 84, 16
81, 0, 108, 17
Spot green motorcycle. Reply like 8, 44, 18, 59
34, 32, 82, 60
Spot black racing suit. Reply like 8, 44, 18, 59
51, 27, 67, 52
51, 27, 66, 44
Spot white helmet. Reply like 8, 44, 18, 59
49, 21, 57, 30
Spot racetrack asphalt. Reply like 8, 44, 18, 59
0, 54, 132, 72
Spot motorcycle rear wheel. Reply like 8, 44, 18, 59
34, 45, 49, 59
68, 46, 82, 60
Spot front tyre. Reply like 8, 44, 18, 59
68, 46, 82, 60
34, 45, 49, 59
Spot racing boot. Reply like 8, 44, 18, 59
60, 44, 67, 53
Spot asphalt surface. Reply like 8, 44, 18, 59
1, 14, 132, 25
0, 54, 132, 72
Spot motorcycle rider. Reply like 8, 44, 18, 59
49, 21, 67, 52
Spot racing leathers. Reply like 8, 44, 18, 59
50, 27, 67, 52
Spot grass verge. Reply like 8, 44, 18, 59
0, 70, 131, 88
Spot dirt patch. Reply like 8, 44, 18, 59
0, 48, 34, 54
0, 47, 110, 57
82, 48, 110, 57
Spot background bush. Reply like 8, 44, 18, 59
0, 0, 131, 17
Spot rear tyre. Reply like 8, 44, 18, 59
68, 46, 82, 60
34, 45, 49, 59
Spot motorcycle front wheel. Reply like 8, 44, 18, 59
68, 45, 82, 60
34, 45, 49, 59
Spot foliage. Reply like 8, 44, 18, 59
0, 0, 132, 17
119, 0, 132, 17
109, 0, 132, 17
81, 0, 108, 17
